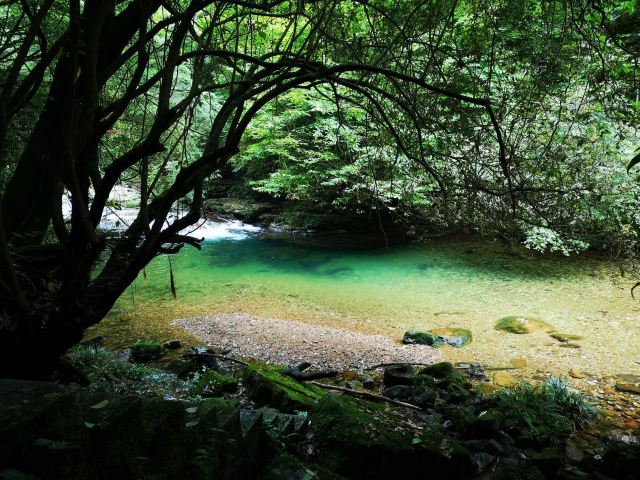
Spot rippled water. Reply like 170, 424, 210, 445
93, 221, 640, 377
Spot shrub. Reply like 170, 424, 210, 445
497, 377, 598, 443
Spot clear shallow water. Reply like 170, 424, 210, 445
94, 221, 640, 377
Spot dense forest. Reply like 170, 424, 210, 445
1, 0, 639, 376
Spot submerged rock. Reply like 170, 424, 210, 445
429, 328, 473, 347
402, 330, 443, 347
493, 371, 517, 387
495, 316, 554, 334
550, 333, 583, 343
403, 328, 472, 348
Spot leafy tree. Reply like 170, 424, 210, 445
0, 0, 507, 377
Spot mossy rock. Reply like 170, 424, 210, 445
166, 356, 199, 378
402, 330, 443, 346
192, 370, 238, 397
495, 316, 554, 334
429, 328, 473, 347
418, 362, 460, 380
550, 333, 583, 343
130, 339, 164, 362
309, 394, 475, 479
242, 364, 325, 413
202, 197, 273, 222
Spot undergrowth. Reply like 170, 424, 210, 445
498, 377, 598, 442
66, 345, 183, 397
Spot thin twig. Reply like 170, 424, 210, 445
309, 381, 422, 411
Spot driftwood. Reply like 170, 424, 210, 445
281, 362, 339, 381
309, 381, 422, 411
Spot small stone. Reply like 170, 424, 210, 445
510, 358, 527, 369
569, 369, 585, 379
550, 333, 583, 343
493, 371, 517, 387
360, 376, 375, 390
616, 383, 640, 395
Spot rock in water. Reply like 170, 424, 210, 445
402, 330, 443, 347
550, 333, 582, 343
495, 316, 554, 334
429, 328, 473, 347
493, 371, 517, 387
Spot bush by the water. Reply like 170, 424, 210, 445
497, 377, 598, 443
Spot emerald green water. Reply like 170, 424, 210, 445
95, 222, 640, 376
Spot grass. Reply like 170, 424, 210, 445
66, 345, 181, 396
498, 376, 598, 442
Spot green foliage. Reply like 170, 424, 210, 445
498, 377, 598, 442
66, 346, 177, 396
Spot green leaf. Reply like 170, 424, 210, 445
411, 437, 423, 445
628, 150, 640, 172
90, 399, 109, 409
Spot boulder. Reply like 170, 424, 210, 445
495, 316, 554, 334
242, 364, 325, 412
418, 362, 460, 380
130, 339, 164, 362
163, 340, 182, 350
402, 330, 443, 347
309, 394, 476, 479
383, 364, 414, 387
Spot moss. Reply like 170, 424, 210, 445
309, 394, 475, 479
192, 370, 238, 397
402, 330, 443, 346
495, 316, 554, 334
130, 339, 164, 362
242, 364, 325, 412
418, 362, 459, 380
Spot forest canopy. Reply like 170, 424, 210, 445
0, 0, 639, 376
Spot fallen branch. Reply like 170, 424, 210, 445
282, 362, 338, 381
365, 362, 432, 371
309, 381, 422, 411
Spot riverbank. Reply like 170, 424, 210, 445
3, 341, 639, 479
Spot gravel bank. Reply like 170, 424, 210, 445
175, 312, 442, 371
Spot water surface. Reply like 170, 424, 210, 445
93, 221, 640, 377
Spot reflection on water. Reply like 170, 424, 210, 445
94, 222, 640, 377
